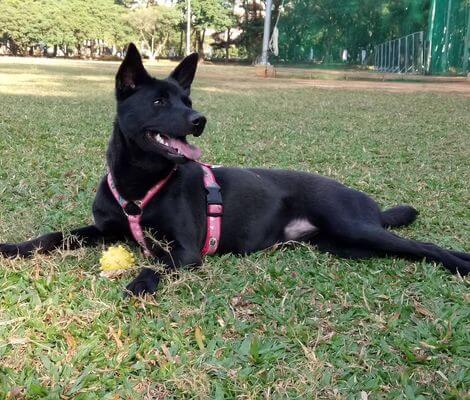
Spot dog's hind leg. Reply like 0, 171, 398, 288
331, 225, 470, 276
310, 235, 380, 260
381, 205, 419, 228
0, 225, 117, 258
448, 250, 470, 262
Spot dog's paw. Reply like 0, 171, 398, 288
456, 262, 470, 277
125, 269, 160, 297
0, 243, 20, 258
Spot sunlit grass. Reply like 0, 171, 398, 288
0, 58, 469, 399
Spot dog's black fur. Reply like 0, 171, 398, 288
1, 44, 468, 296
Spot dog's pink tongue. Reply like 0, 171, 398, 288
167, 137, 202, 160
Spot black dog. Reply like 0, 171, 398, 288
1, 44, 468, 296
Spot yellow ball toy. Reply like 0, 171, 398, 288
99, 245, 135, 278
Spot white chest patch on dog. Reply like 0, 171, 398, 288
284, 218, 318, 240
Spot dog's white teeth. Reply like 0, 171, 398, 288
156, 134, 165, 145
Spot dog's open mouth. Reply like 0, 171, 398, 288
147, 132, 201, 161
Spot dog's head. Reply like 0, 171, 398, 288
115, 43, 205, 164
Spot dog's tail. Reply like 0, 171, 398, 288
381, 205, 419, 228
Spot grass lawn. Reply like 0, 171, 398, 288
0, 59, 469, 399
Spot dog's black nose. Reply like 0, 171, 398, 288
190, 114, 206, 136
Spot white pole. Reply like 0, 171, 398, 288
261, 0, 273, 64
186, 0, 191, 55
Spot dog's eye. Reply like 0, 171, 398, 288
154, 98, 167, 106
182, 96, 192, 108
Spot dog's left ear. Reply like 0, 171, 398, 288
116, 43, 152, 100
169, 53, 199, 93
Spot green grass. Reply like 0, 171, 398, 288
0, 59, 469, 399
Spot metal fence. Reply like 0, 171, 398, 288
426, 0, 470, 75
374, 31, 426, 74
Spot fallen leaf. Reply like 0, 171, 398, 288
195, 326, 205, 350
419, 341, 437, 350
108, 325, 123, 349
9, 338, 29, 345
6, 386, 24, 400
413, 300, 433, 318
161, 344, 173, 362
388, 311, 400, 322
64, 331, 77, 361
65, 332, 76, 349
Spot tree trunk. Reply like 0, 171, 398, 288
196, 30, 205, 60
9, 40, 19, 56
272, 0, 280, 36
156, 36, 168, 58
150, 36, 155, 60
225, 27, 231, 63
178, 29, 183, 57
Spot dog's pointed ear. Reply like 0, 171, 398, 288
169, 53, 199, 93
116, 43, 152, 100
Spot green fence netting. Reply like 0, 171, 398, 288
427, 0, 470, 75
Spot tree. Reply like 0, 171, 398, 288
0, 0, 433, 63
0, 0, 43, 55
276, 0, 430, 63
0, 0, 130, 57
178, 0, 232, 58
236, 0, 283, 62
124, 5, 181, 59
207, 0, 240, 61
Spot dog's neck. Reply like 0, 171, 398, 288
106, 123, 176, 200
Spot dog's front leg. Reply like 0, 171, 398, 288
125, 248, 202, 296
0, 225, 117, 258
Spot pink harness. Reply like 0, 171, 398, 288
107, 163, 223, 257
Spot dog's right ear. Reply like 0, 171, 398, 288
116, 43, 152, 100
169, 53, 199, 93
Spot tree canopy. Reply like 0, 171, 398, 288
0, 0, 129, 55
124, 5, 181, 58
278, 0, 430, 62
0, 0, 433, 63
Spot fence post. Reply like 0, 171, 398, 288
462, 4, 470, 74
384, 42, 387, 71
388, 40, 392, 72
375, 45, 378, 70
420, 31, 425, 74
441, 0, 453, 72
405, 35, 408, 73
381, 43, 384, 71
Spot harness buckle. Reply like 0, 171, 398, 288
206, 184, 223, 217
206, 185, 222, 205
123, 200, 143, 217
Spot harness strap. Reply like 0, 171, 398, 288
107, 163, 222, 257
199, 164, 223, 256
107, 168, 175, 256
